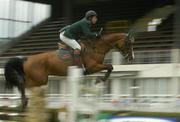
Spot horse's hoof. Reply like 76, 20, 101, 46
21, 98, 28, 112
108, 64, 113, 71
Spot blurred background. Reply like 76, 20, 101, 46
0, 0, 180, 122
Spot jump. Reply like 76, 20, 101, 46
4, 31, 134, 110
4, 10, 135, 110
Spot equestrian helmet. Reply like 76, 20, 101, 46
85, 10, 97, 19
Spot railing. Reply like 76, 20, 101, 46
104, 49, 171, 64
133, 49, 171, 64
0, 93, 180, 112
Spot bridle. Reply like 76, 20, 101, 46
119, 34, 135, 61
97, 31, 134, 62
120, 39, 131, 52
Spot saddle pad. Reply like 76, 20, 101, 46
56, 49, 73, 61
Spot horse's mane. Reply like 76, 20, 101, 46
80, 32, 123, 53
81, 33, 120, 45
102, 33, 122, 41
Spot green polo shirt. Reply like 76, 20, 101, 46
63, 18, 98, 40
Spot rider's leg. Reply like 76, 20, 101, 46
60, 32, 85, 70
73, 49, 85, 69
60, 32, 81, 49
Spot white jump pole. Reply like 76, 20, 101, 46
112, 51, 123, 64
67, 66, 83, 122
25, 86, 48, 122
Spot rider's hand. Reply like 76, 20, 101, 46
96, 27, 103, 39
96, 33, 101, 39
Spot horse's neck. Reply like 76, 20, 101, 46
94, 34, 118, 54
83, 33, 122, 55
94, 41, 111, 54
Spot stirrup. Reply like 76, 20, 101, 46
81, 64, 86, 72
77, 64, 85, 71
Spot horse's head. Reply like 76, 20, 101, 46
115, 31, 135, 63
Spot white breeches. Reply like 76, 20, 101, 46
59, 31, 81, 50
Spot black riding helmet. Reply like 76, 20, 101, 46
85, 10, 97, 19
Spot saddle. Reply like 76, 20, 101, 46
56, 42, 85, 62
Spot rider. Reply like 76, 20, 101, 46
59, 10, 101, 70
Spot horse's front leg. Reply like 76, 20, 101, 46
85, 64, 113, 83
96, 64, 113, 84
103, 65, 113, 81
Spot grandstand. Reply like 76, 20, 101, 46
0, 20, 174, 66
0, 0, 175, 67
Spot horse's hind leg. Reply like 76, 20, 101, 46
17, 74, 28, 111
20, 83, 28, 111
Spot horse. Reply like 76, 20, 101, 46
4, 30, 135, 110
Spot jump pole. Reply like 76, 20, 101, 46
67, 66, 83, 122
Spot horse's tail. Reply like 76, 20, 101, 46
4, 57, 28, 110
4, 57, 25, 91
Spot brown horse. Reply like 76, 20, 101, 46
4, 31, 134, 110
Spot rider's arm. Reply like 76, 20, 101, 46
81, 22, 98, 39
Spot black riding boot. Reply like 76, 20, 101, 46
73, 49, 85, 70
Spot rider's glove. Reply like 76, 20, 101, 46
96, 33, 101, 39
96, 27, 103, 39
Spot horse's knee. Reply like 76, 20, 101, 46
83, 70, 90, 75
107, 64, 113, 71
